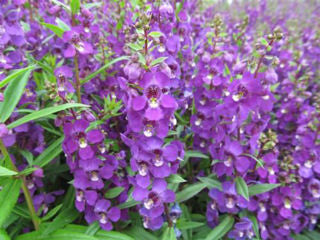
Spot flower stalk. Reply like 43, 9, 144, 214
74, 54, 82, 103
0, 139, 40, 231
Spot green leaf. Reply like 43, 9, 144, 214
17, 229, 98, 240
55, 18, 71, 31
0, 69, 33, 123
20, 150, 34, 166
50, 0, 71, 12
198, 177, 222, 190
96, 230, 134, 240
0, 179, 22, 227
161, 227, 176, 240
235, 177, 249, 201
176, 182, 207, 203
292, 235, 312, 240
33, 137, 64, 168
124, 226, 156, 240
104, 187, 125, 199
205, 215, 234, 240
41, 208, 80, 236
184, 151, 209, 160
150, 57, 167, 67
248, 183, 280, 197
270, 82, 280, 92
42, 204, 63, 221
81, 56, 129, 84
117, 199, 139, 209
8, 103, 89, 129
241, 153, 264, 168
176, 221, 205, 230
70, 0, 81, 15
260, 38, 269, 46
85, 222, 100, 236
0, 65, 35, 88
83, 2, 103, 9
13, 204, 31, 219
305, 230, 320, 240
137, 52, 146, 65
167, 174, 186, 183
128, 43, 143, 51
0, 229, 10, 240
19, 167, 38, 176
40, 22, 65, 38
248, 214, 260, 240
0, 166, 17, 176
149, 31, 163, 38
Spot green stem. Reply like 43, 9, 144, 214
74, 54, 82, 103
164, 203, 173, 228
0, 139, 40, 230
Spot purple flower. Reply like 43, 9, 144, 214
54, 66, 75, 94
131, 72, 177, 121
0, 123, 9, 138
228, 217, 254, 240
94, 199, 120, 230
63, 29, 93, 57
209, 181, 247, 213
132, 179, 175, 221
63, 119, 104, 159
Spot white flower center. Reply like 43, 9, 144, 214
232, 94, 241, 102
195, 118, 202, 126
79, 138, 88, 148
90, 172, 99, 181
144, 199, 154, 209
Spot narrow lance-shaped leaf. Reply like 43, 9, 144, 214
81, 56, 129, 84
248, 213, 261, 240
17, 229, 98, 240
167, 174, 187, 183
104, 187, 125, 199
205, 215, 235, 240
150, 57, 168, 67
7, 103, 89, 129
70, 0, 81, 15
85, 222, 100, 236
40, 22, 65, 38
56, 18, 71, 31
248, 183, 280, 197
0, 69, 33, 123
149, 31, 163, 38
176, 221, 205, 230
41, 208, 80, 236
33, 137, 64, 168
96, 229, 135, 240
50, 0, 71, 12
0, 179, 22, 227
176, 182, 207, 203
0, 165, 17, 176
235, 177, 250, 201
0, 229, 10, 240
184, 151, 209, 160
124, 226, 157, 240
161, 227, 176, 240
0, 65, 35, 88
198, 177, 222, 190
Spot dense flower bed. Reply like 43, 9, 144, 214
0, 0, 320, 239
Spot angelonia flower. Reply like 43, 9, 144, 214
229, 217, 255, 240
0, 0, 320, 239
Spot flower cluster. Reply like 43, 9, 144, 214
0, 0, 320, 239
